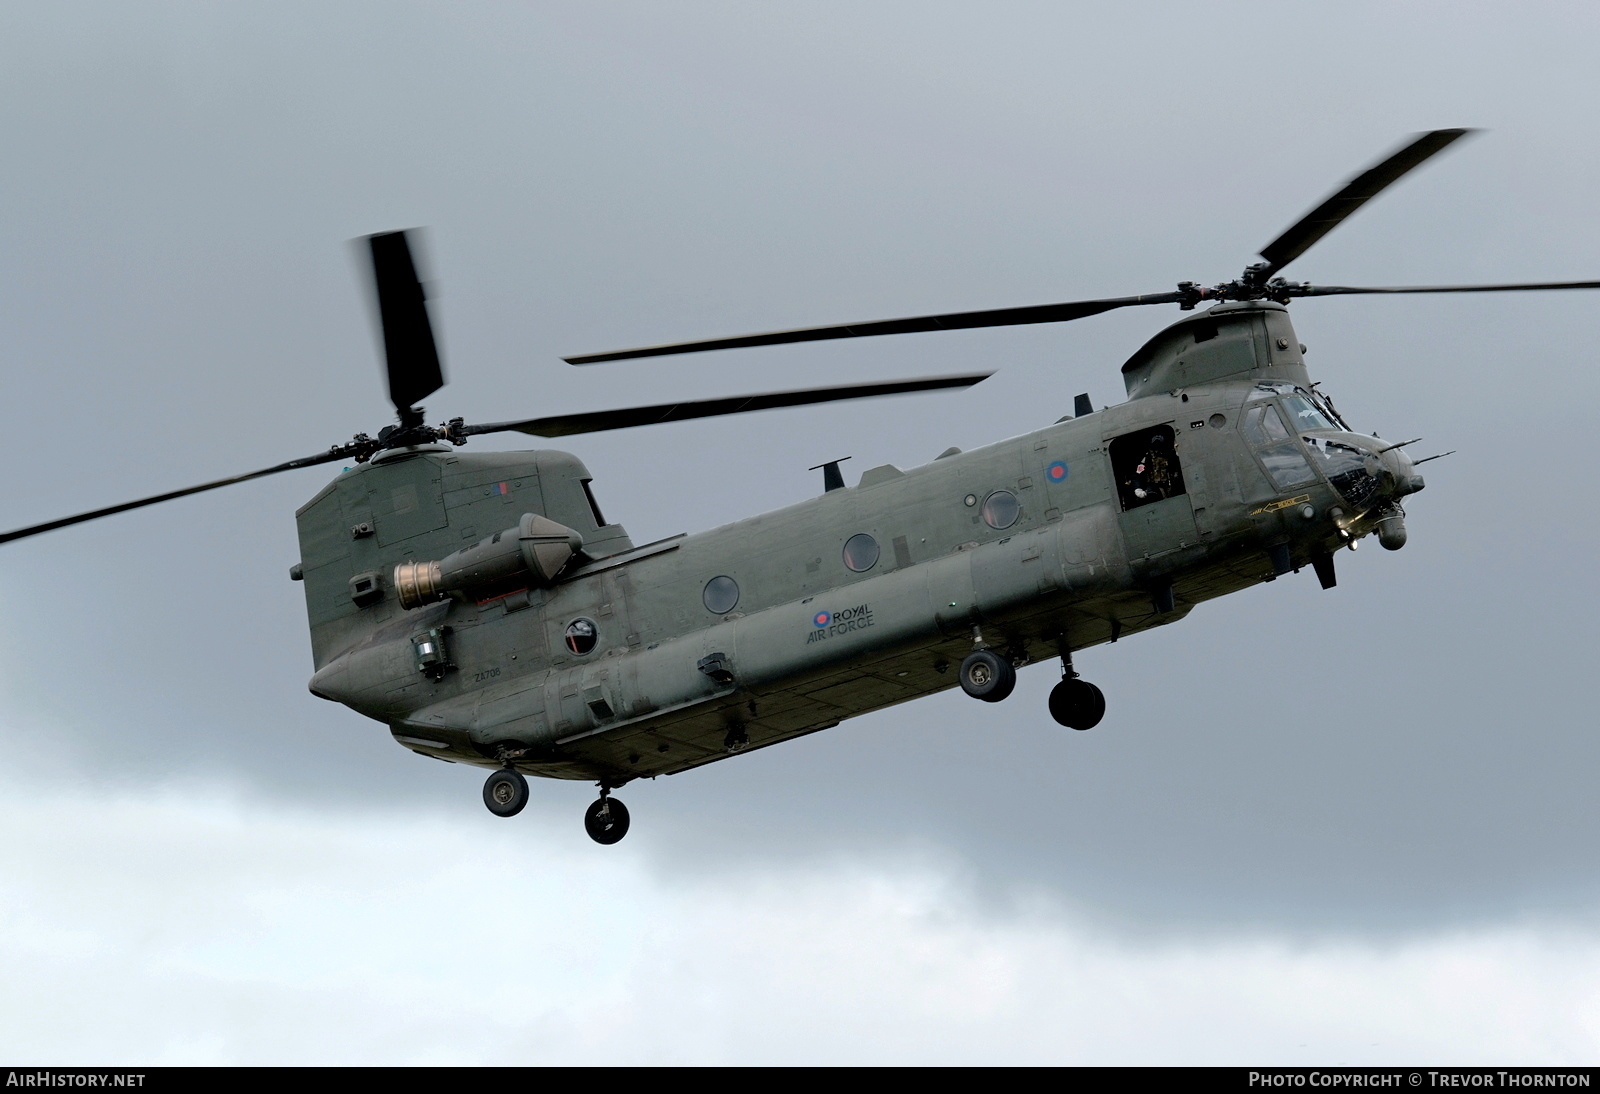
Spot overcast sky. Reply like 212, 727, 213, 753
2, 1, 1599, 1065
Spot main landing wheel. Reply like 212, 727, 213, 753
1048, 678, 1106, 730
584, 796, 631, 845
483, 768, 529, 817
959, 649, 1016, 703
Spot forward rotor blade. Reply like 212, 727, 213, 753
367, 230, 445, 411
1258, 129, 1477, 278
0, 449, 350, 546
462, 372, 992, 438
1291, 279, 1600, 299
565, 293, 1185, 364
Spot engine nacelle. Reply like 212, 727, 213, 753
394, 513, 583, 609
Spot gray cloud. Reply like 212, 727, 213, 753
3, 780, 1597, 1064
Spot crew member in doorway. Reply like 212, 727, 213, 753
1131, 433, 1176, 502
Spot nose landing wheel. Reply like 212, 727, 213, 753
584, 789, 631, 845
483, 768, 529, 817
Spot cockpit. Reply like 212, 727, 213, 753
1242, 395, 1321, 493
1241, 383, 1420, 510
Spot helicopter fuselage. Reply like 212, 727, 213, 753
294, 300, 1423, 787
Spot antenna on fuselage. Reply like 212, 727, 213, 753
808, 456, 852, 493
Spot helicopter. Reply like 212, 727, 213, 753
7, 128, 1598, 844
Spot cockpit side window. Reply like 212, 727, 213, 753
1243, 402, 1290, 446
1257, 442, 1320, 490
1242, 400, 1318, 491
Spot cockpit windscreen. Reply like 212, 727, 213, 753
1281, 392, 1334, 431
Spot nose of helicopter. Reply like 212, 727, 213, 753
1317, 435, 1424, 549
1369, 443, 1424, 551
1380, 445, 1426, 499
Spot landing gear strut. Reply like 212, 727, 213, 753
483, 767, 529, 817
584, 784, 631, 845
1048, 649, 1105, 730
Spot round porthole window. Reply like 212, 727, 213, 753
981, 489, 1021, 530
702, 575, 740, 615
841, 533, 880, 573
564, 618, 599, 655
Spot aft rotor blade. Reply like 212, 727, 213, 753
462, 372, 992, 438
564, 293, 1185, 364
1258, 129, 1478, 278
367, 230, 445, 411
1291, 279, 1600, 299
0, 449, 350, 545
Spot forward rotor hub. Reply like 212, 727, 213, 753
1175, 270, 1308, 311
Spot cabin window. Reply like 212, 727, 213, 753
702, 575, 740, 615
1110, 425, 1187, 511
564, 618, 599, 655
981, 490, 1021, 530
842, 533, 880, 572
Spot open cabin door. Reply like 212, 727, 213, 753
1109, 423, 1198, 560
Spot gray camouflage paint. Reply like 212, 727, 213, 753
298, 300, 1421, 788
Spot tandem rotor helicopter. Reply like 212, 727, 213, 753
7, 129, 1597, 843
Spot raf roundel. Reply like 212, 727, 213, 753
1046, 460, 1069, 483
813, 611, 832, 628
